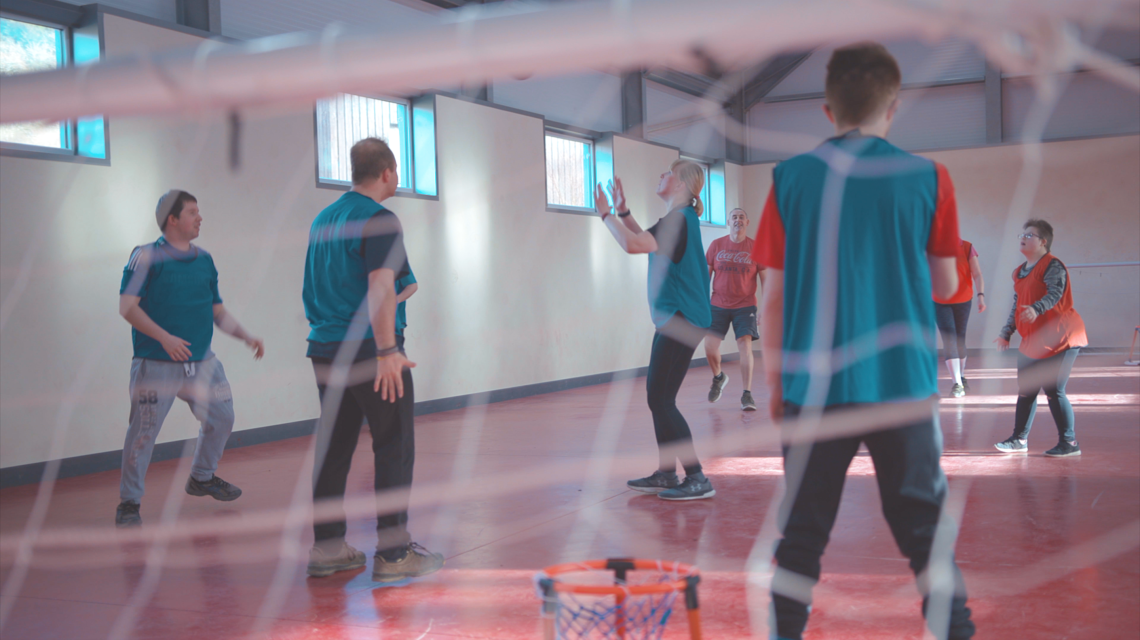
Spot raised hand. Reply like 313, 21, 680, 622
608, 178, 628, 214
594, 183, 612, 217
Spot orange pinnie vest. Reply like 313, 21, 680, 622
934, 240, 974, 304
1013, 254, 1088, 359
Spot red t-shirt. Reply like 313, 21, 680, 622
706, 235, 762, 309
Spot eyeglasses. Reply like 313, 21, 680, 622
1018, 233, 1040, 240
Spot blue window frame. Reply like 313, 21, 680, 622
0, 15, 107, 162
545, 131, 595, 211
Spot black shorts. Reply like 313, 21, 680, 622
708, 305, 759, 340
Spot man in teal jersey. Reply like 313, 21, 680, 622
302, 138, 443, 582
754, 44, 975, 639
116, 190, 264, 528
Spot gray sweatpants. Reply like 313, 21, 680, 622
120, 356, 235, 502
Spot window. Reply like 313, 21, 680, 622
545, 132, 594, 211
316, 93, 412, 190
0, 16, 107, 161
683, 157, 726, 226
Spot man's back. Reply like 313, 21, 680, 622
764, 133, 958, 406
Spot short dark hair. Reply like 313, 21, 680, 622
350, 137, 397, 185
160, 190, 197, 230
825, 42, 902, 127
1025, 219, 1054, 252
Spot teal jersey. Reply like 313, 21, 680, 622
646, 206, 712, 329
395, 269, 416, 336
120, 237, 222, 362
753, 133, 960, 406
303, 191, 408, 351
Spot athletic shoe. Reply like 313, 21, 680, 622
994, 437, 1028, 453
658, 474, 715, 501
708, 372, 729, 403
961, 376, 970, 391
372, 542, 444, 582
186, 474, 242, 501
1044, 441, 1081, 457
307, 540, 366, 577
115, 501, 141, 528
741, 390, 757, 411
950, 383, 965, 398
627, 470, 680, 494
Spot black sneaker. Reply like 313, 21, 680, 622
741, 390, 757, 411
950, 383, 965, 398
372, 542, 444, 582
1044, 441, 1081, 457
994, 437, 1028, 453
186, 475, 242, 501
961, 376, 970, 391
627, 470, 680, 494
115, 501, 141, 528
708, 372, 729, 403
658, 474, 715, 501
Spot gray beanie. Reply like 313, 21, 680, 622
155, 189, 185, 231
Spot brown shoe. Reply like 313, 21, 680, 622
307, 540, 366, 577
372, 542, 444, 582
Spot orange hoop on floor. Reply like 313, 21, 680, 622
536, 558, 702, 640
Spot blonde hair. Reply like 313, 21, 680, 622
670, 159, 705, 216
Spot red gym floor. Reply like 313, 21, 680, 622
1, 355, 1138, 639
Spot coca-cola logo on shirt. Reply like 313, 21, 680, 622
716, 250, 753, 264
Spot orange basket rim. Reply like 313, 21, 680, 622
537, 558, 698, 596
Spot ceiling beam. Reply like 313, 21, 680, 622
643, 68, 714, 98
741, 51, 812, 110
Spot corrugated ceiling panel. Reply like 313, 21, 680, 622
493, 72, 622, 133
1004, 72, 1140, 141
767, 38, 985, 99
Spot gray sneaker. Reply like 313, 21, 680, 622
115, 501, 141, 528
1044, 441, 1081, 457
741, 390, 757, 411
994, 437, 1028, 453
627, 470, 680, 494
186, 475, 242, 501
708, 373, 729, 402
372, 542, 444, 582
307, 540, 366, 577
658, 474, 715, 501
951, 383, 965, 398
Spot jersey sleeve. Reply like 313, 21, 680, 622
646, 210, 687, 264
752, 186, 786, 270
120, 245, 153, 298
927, 163, 960, 257
209, 255, 223, 304
362, 210, 409, 275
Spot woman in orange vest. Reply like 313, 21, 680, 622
993, 219, 1088, 457
934, 239, 987, 397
